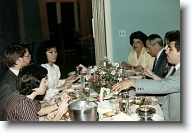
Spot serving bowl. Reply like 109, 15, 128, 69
136, 105, 156, 121
69, 101, 98, 121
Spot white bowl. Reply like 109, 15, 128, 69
68, 71, 76, 76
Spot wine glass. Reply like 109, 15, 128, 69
84, 87, 90, 101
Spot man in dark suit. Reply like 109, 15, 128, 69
0, 44, 31, 120
146, 34, 167, 78
112, 30, 180, 121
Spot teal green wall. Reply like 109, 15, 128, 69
110, 0, 180, 63
23, 0, 42, 60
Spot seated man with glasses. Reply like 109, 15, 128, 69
0, 44, 31, 120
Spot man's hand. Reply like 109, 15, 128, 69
112, 79, 136, 93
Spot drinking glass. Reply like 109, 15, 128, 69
119, 91, 130, 114
79, 89, 85, 101
84, 88, 90, 97
119, 99, 129, 114
111, 99, 120, 112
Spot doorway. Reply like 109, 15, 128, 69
39, 0, 95, 62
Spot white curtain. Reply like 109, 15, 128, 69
91, 0, 107, 65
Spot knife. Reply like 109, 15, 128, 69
72, 78, 80, 84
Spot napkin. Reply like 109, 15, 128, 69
151, 114, 164, 121
112, 112, 134, 121
97, 101, 113, 118
79, 64, 87, 72
98, 100, 112, 108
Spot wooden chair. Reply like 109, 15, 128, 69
63, 48, 77, 61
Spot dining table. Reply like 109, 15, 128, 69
46, 61, 165, 121
46, 77, 164, 121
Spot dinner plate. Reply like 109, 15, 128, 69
72, 83, 83, 88
129, 71, 143, 79
130, 75, 143, 79
65, 88, 75, 93
97, 108, 114, 118
90, 92, 98, 97
124, 69, 135, 74
85, 97, 98, 101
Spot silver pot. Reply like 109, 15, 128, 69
68, 101, 98, 121
136, 106, 156, 121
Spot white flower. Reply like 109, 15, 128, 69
90, 66, 98, 73
111, 70, 116, 75
114, 62, 120, 67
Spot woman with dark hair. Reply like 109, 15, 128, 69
128, 31, 155, 71
4, 64, 70, 121
36, 40, 75, 101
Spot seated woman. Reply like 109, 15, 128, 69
4, 64, 70, 121
36, 40, 75, 101
127, 31, 155, 72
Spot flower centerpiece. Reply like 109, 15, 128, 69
87, 57, 123, 92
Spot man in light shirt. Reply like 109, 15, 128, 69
0, 44, 31, 120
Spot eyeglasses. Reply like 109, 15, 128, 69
23, 54, 31, 58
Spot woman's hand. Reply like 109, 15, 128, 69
60, 82, 72, 91
60, 93, 71, 102
40, 101, 50, 107
65, 75, 76, 82
57, 95, 70, 115
53, 94, 70, 121
144, 67, 154, 78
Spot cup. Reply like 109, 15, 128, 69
112, 99, 120, 111
121, 91, 129, 99
104, 88, 111, 95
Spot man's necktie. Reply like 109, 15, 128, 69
162, 65, 172, 78
170, 67, 176, 76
